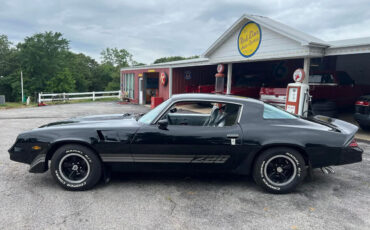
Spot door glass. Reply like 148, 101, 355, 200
160, 101, 241, 127
309, 74, 334, 84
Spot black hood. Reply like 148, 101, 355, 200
39, 113, 139, 128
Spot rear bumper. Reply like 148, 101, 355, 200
336, 146, 363, 166
354, 113, 370, 126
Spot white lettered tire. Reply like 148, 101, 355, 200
253, 147, 306, 194
50, 144, 102, 191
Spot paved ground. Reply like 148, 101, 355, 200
338, 112, 370, 141
0, 102, 370, 230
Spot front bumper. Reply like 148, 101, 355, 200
336, 146, 363, 166
9, 142, 48, 173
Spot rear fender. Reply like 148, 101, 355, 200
233, 142, 308, 175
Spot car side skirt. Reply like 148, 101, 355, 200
100, 154, 230, 164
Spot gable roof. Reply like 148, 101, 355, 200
202, 14, 329, 57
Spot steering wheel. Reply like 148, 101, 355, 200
166, 114, 173, 125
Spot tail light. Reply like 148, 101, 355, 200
348, 139, 358, 147
355, 101, 369, 106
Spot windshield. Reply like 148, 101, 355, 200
138, 99, 172, 124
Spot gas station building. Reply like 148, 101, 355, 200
120, 14, 370, 110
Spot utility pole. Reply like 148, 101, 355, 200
21, 70, 24, 103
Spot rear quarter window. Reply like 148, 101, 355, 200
263, 104, 297, 119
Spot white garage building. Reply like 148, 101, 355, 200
121, 14, 370, 109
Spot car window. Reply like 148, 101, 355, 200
336, 71, 353, 85
309, 74, 335, 84
138, 99, 171, 124
263, 104, 297, 119
160, 101, 241, 127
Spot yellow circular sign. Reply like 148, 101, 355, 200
238, 22, 261, 57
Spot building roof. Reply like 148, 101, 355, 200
328, 37, 370, 48
121, 14, 370, 71
121, 57, 210, 71
202, 14, 329, 57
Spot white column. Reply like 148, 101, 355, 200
20, 71, 24, 102
302, 57, 311, 117
303, 57, 310, 84
38, 92, 42, 104
226, 63, 232, 95
169, 67, 173, 98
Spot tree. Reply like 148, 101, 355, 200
0, 33, 141, 101
46, 68, 75, 93
153, 55, 199, 64
65, 52, 99, 92
100, 47, 139, 91
17, 31, 70, 95
0, 35, 21, 101
101, 48, 133, 68
0, 35, 15, 76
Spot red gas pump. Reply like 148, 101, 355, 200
285, 68, 310, 116
215, 64, 225, 94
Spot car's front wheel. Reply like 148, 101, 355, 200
253, 147, 306, 194
50, 144, 102, 191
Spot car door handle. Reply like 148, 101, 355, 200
227, 134, 239, 138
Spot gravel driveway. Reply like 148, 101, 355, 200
0, 102, 369, 230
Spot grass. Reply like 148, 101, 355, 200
0, 98, 120, 110
0, 102, 37, 109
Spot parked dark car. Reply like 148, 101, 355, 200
354, 95, 370, 130
9, 94, 362, 193
187, 74, 265, 98
260, 71, 370, 116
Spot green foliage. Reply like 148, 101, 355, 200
101, 48, 133, 68
46, 68, 76, 93
18, 32, 69, 93
0, 32, 200, 102
100, 48, 138, 91
153, 55, 199, 64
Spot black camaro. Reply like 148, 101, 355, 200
9, 94, 363, 193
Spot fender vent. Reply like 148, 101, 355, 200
97, 130, 120, 142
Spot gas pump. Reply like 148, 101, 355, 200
215, 64, 225, 94
285, 68, 310, 116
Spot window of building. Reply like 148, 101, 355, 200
123, 73, 135, 99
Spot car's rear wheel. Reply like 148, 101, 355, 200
253, 147, 306, 194
50, 144, 102, 191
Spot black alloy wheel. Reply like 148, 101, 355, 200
59, 153, 90, 184
50, 144, 102, 191
253, 147, 307, 194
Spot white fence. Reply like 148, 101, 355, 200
38, 91, 122, 103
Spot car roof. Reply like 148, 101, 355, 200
171, 93, 263, 105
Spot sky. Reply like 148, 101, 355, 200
1, 0, 370, 64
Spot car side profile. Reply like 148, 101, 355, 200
9, 94, 363, 193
